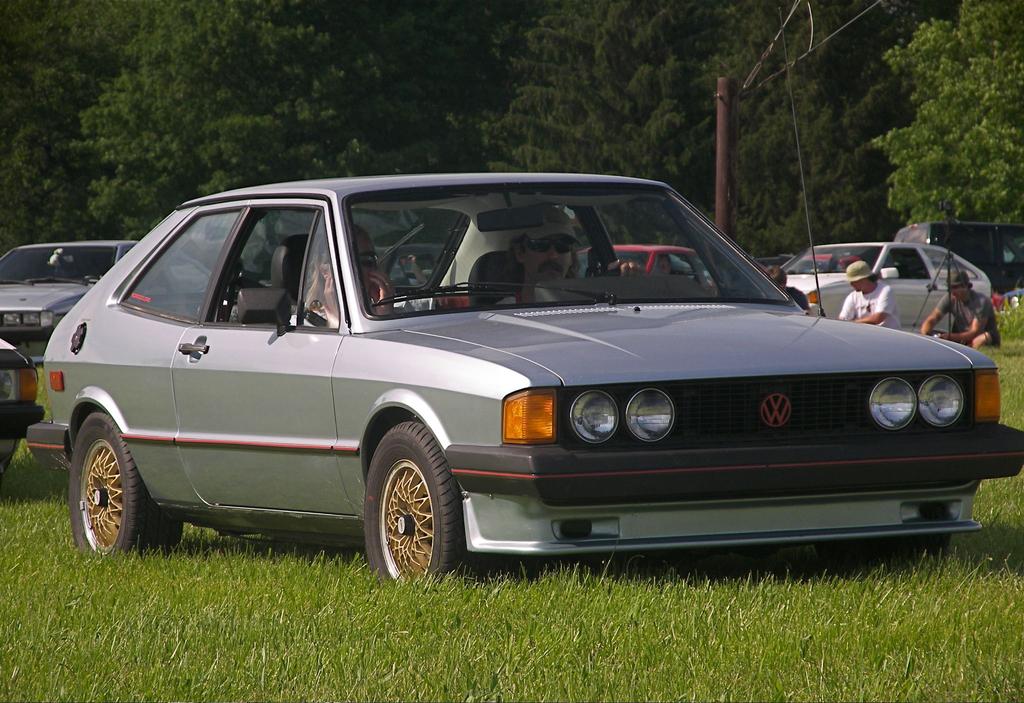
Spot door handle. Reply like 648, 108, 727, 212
178, 339, 210, 356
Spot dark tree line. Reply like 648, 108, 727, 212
0, 0, 967, 256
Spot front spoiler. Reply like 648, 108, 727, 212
447, 423, 1024, 506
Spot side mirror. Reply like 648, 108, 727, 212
880, 267, 900, 280
236, 287, 292, 335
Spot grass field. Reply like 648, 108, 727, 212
3, 345, 1024, 701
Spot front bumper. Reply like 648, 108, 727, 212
447, 424, 1024, 506
449, 424, 1024, 555
0, 403, 45, 440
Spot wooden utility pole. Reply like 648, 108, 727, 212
715, 76, 738, 240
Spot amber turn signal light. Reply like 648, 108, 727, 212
49, 370, 65, 392
19, 368, 38, 401
974, 369, 1000, 423
503, 389, 556, 444
806, 290, 819, 305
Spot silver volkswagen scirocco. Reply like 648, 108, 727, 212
27, 174, 1024, 579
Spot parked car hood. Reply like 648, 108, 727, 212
0, 282, 89, 311
399, 304, 983, 386
786, 273, 846, 294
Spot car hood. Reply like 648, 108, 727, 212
0, 283, 89, 311
401, 304, 983, 386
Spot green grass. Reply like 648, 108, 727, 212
3, 346, 1024, 701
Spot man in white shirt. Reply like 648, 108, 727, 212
837, 260, 901, 329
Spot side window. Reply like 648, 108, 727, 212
947, 226, 994, 265
882, 248, 929, 279
126, 211, 238, 321
1000, 227, 1024, 264
299, 216, 340, 329
212, 208, 320, 324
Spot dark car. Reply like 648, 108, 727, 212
0, 338, 44, 486
894, 221, 1024, 293
0, 240, 136, 360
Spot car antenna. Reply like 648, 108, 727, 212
780, 9, 824, 315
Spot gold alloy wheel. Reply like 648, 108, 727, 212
80, 439, 123, 552
379, 459, 434, 578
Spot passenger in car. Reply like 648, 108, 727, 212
920, 270, 1000, 348
837, 260, 901, 329
302, 236, 341, 328
353, 225, 394, 315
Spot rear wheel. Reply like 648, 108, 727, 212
69, 414, 182, 554
364, 421, 466, 579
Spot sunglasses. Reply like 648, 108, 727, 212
522, 235, 576, 254
358, 252, 379, 268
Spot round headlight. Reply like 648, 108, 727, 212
570, 391, 618, 443
918, 375, 964, 427
625, 388, 674, 441
0, 370, 15, 401
869, 378, 916, 430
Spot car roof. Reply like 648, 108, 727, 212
12, 240, 134, 249
178, 173, 668, 209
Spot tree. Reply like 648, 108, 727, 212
713, 0, 960, 256
0, 0, 131, 250
876, 0, 1024, 223
489, 0, 720, 208
82, 0, 538, 237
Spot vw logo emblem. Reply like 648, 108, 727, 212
760, 393, 792, 428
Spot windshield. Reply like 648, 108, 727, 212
783, 244, 883, 275
0, 245, 120, 283
347, 185, 786, 317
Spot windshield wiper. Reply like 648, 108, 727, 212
377, 280, 621, 307
376, 280, 523, 306
24, 276, 88, 284
0, 278, 30, 285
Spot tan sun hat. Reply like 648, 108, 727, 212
845, 260, 873, 283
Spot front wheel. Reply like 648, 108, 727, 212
364, 421, 466, 579
68, 414, 182, 554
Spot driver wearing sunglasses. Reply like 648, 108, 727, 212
512, 221, 640, 303
512, 229, 581, 303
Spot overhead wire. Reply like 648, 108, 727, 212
741, 0, 803, 92
750, 0, 885, 92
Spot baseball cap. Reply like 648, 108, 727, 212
948, 270, 971, 289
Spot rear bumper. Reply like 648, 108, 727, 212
447, 424, 1024, 506
26, 421, 69, 470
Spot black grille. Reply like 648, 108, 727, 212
561, 372, 973, 448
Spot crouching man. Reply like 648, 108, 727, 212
920, 270, 1000, 349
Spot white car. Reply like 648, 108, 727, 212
783, 242, 991, 331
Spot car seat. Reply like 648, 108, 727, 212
468, 250, 517, 305
270, 234, 310, 304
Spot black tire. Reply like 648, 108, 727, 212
68, 414, 183, 554
364, 421, 466, 579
